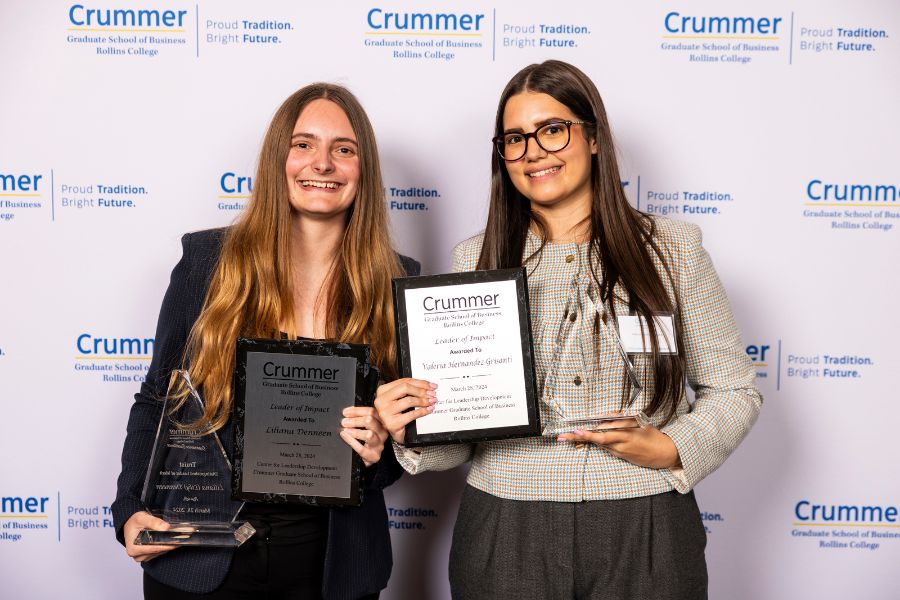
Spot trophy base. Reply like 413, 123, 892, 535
134, 521, 256, 547
542, 413, 648, 436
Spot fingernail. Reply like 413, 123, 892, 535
428, 397, 437, 405
340, 419, 349, 427
557, 436, 566, 442
429, 383, 438, 389
426, 390, 436, 398
573, 429, 585, 435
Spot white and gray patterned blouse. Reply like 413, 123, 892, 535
396, 217, 762, 501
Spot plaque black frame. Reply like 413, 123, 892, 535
392, 267, 540, 446
232, 338, 374, 507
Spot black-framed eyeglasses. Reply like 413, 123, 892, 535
492, 120, 594, 162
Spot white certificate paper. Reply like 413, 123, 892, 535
403, 279, 530, 434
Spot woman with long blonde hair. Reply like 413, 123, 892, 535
112, 83, 418, 599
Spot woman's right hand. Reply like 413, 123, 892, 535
123, 511, 178, 562
374, 378, 437, 445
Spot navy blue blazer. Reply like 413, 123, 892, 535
112, 228, 419, 598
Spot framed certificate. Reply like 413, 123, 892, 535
232, 338, 378, 507
393, 268, 540, 446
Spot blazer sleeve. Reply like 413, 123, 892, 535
110, 234, 197, 544
361, 253, 424, 490
394, 244, 476, 475
660, 223, 763, 491
399, 254, 421, 277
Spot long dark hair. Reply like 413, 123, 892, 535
477, 60, 686, 424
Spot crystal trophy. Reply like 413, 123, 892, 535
134, 371, 255, 547
541, 277, 650, 437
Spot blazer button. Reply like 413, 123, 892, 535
573, 376, 582, 386
569, 312, 577, 322
565, 254, 575, 263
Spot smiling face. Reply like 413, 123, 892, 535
501, 91, 596, 218
285, 98, 360, 222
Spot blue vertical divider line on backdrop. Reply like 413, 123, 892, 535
492, 9, 497, 61
789, 12, 795, 65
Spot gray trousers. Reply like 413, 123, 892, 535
449, 486, 708, 600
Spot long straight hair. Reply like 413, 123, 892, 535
175, 83, 402, 432
477, 61, 686, 424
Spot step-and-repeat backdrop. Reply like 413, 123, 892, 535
1, 1, 897, 598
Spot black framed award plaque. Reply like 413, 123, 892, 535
232, 338, 377, 507
392, 268, 540, 446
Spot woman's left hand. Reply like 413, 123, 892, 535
557, 421, 682, 470
340, 406, 389, 467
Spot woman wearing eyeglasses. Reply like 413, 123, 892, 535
375, 60, 761, 599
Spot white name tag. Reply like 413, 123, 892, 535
617, 314, 677, 354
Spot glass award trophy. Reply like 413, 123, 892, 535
134, 371, 255, 547
541, 281, 649, 437
540, 339, 648, 436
